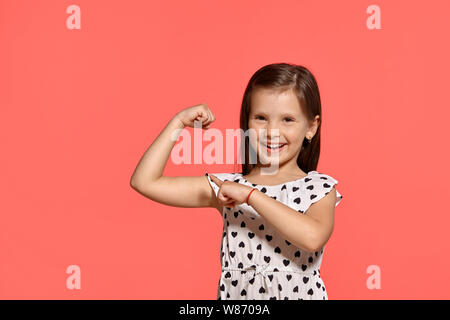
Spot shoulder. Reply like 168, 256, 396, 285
306, 171, 339, 185
304, 171, 343, 208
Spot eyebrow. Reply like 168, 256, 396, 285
252, 111, 298, 117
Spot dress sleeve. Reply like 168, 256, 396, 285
205, 172, 234, 197
305, 172, 343, 208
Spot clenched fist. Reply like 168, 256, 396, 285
174, 103, 216, 130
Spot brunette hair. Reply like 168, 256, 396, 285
239, 63, 322, 175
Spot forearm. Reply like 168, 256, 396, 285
130, 116, 185, 186
247, 189, 321, 252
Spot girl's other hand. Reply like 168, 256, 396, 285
209, 174, 254, 209
174, 103, 216, 130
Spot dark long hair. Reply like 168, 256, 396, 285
239, 63, 322, 176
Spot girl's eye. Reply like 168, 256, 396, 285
254, 116, 294, 122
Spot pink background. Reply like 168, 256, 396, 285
1, 0, 449, 299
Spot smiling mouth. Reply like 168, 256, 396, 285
261, 142, 287, 153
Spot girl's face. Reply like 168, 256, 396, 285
248, 87, 319, 171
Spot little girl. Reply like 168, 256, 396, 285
130, 63, 343, 300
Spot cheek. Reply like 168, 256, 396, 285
289, 136, 302, 145
285, 132, 305, 152
284, 128, 302, 142
248, 126, 269, 142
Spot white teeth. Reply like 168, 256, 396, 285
264, 143, 286, 149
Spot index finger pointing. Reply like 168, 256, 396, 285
209, 174, 223, 186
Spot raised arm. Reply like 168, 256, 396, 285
130, 104, 221, 213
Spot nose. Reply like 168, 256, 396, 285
264, 121, 281, 141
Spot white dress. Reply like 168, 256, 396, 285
205, 170, 343, 300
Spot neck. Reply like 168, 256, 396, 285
251, 159, 304, 177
